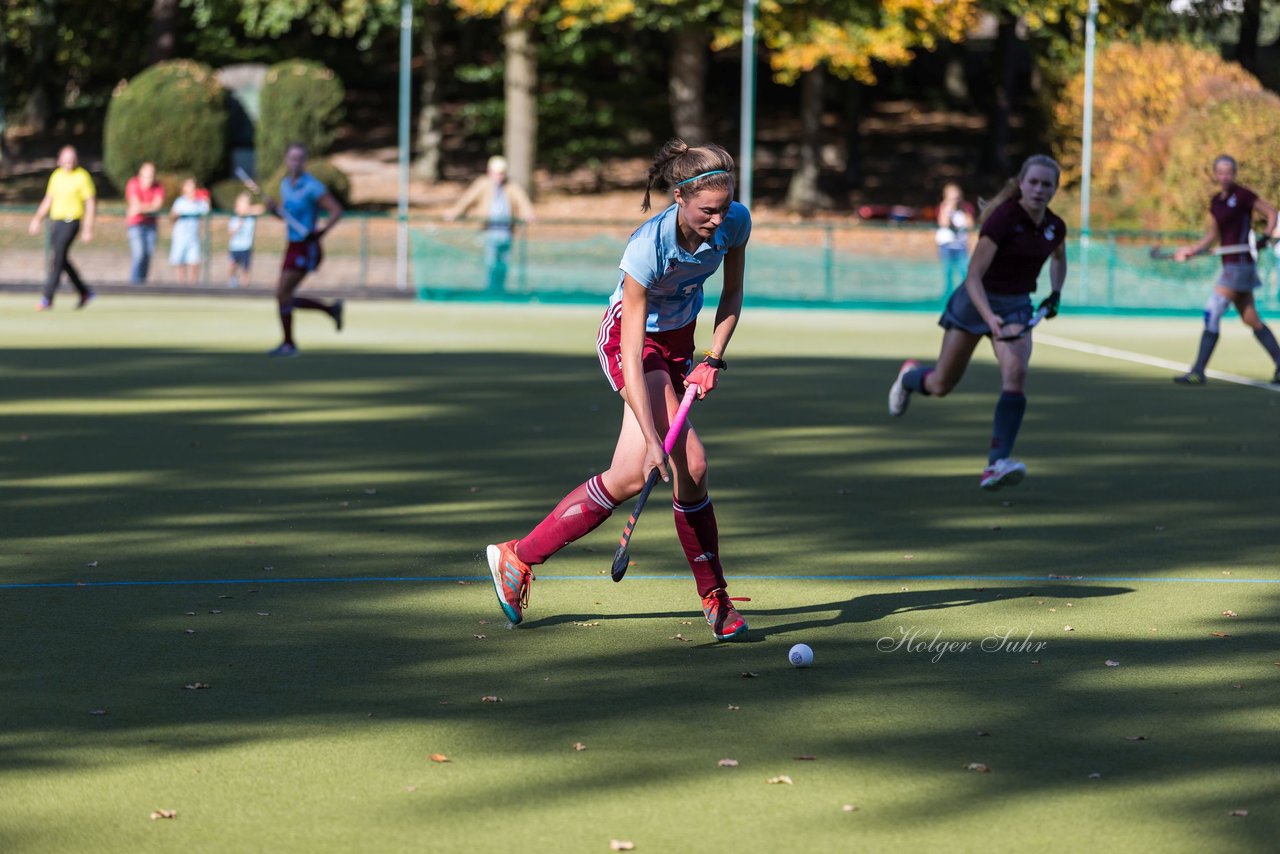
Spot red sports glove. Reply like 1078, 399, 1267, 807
685, 358, 724, 398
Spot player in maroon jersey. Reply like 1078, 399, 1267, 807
888, 154, 1067, 491
1171, 155, 1280, 385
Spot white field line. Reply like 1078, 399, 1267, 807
1036, 333, 1280, 393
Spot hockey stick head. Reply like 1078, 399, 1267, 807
996, 306, 1049, 341
1149, 246, 1177, 260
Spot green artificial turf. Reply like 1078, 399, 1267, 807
1, 295, 1277, 853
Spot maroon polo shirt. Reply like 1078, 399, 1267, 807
1210, 183, 1257, 267
978, 197, 1066, 295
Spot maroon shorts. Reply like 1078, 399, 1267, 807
596, 302, 696, 392
282, 239, 323, 274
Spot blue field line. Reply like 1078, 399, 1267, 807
2, 573, 1277, 591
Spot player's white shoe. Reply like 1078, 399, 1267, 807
980, 458, 1026, 491
888, 359, 920, 417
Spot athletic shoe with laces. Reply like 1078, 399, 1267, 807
487, 540, 534, 625
1173, 371, 1206, 385
35, 299, 52, 312
701, 588, 747, 641
332, 299, 345, 332
76, 289, 95, 309
980, 457, 1027, 491
268, 343, 300, 358
888, 359, 920, 417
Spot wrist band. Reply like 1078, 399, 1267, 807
702, 353, 728, 370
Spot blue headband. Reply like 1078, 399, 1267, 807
675, 169, 728, 187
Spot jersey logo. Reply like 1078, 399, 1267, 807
1043, 225, 1055, 241
1228, 194, 1238, 208
682, 283, 698, 296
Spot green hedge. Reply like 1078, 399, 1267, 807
103, 60, 228, 192
255, 60, 345, 177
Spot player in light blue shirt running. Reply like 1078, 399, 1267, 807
485, 139, 753, 642
259, 142, 345, 357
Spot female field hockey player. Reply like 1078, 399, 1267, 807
486, 139, 751, 641
1171, 155, 1280, 385
262, 143, 345, 357
888, 154, 1067, 491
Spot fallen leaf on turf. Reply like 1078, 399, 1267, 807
209, 610, 222, 615
976, 730, 991, 737
473, 634, 486, 639
796, 755, 817, 761
404, 785, 417, 792
1211, 631, 1231, 638
184, 683, 210, 690
727, 704, 740, 711
718, 758, 739, 767
89, 709, 108, 716
610, 841, 635, 851
184, 629, 195, 635
1154, 525, 1165, 532
573, 621, 601, 628
965, 763, 991, 773
1049, 608, 1057, 612
1232, 683, 1243, 689
1105, 660, 1120, 667
741, 672, 759, 678
573, 743, 587, 751
1088, 772, 1102, 780
681, 620, 693, 625
1124, 735, 1149, 741
903, 554, 914, 560
1222, 610, 1238, 617
218, 594, 232, 600
86, 561, 98, 567
257, 612, 270, 617
149, 809, 177, 820
481, 695, 502, 703
262, 566, 274, 571
428, 754, 450, 763
671, 634, 690, 642
184, 612, 196, 616
766, 775, 794, 785
364, 489, 377, 495
1228, 809, 1248, 817
1063, 626, 1074, 632
842, 804, 859, 812
990, 525, 1001, 531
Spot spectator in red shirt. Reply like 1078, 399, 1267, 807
125, 162, 165, 284
887, 154, 1067, 491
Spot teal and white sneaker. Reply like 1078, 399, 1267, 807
980, 458, 1027, 491
487, 540, 533, 625
888, 359, 920, 417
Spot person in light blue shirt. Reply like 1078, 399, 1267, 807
168, 178, 210, 285
258, 142, 344, 357
226, 191, 264, 287
484, 139, 753, 643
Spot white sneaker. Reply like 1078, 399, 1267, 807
980, 458, 1026, 491
888, 359, 920, 417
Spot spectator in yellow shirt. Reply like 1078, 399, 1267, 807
28, 145, 96, 310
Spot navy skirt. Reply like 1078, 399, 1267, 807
940, 287, 1033, 337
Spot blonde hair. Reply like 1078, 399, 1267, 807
642, 138, 735, 213
978, 154, 1061, 226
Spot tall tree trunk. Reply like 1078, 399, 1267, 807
413, 1, 444, 182
149, 0, 179, 66
1238, 0, 1261, 73
21, 0, 57, 135
982, 11, 1017, 174
785, 68, 831, 212
669, 27, 708, 144
842, 81, 865, 191
502, 6, 537, 197
0, 21, 9, 175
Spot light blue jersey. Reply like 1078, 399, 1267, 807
169, 195, 209, 246
609, 201, 752, 332
228, 215, 257, 252
279, 172, 328, 242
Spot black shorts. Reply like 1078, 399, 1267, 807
940, 287, 1033, 337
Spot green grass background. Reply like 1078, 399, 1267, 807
1, 295, 1278, 853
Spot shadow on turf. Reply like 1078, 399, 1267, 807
522, 584, 1133, 641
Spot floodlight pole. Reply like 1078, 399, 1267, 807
1079, 0, 1098, 301
396, 0, 412, 291
739, 0, 758, 208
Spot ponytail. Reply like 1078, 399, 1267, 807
642, 138, 736, 212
